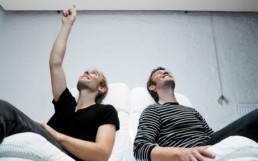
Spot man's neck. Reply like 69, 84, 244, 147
157, 87, 177, 105
75, 89, 97, 112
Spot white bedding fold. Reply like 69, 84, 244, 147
0, 132, 74, 161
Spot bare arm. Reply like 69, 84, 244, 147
49, 5, 76, 101
60, 124, 116, 161
36, 121, 116, 161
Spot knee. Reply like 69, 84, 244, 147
251, 108, 258, 116
0, 99, 13, 112
0, 99, 10, 106
246, 109, 258, 121
250, 108, 258, 114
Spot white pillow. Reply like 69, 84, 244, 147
108, 112, 130, 161
207, 136, 258, 161
103, 83, 131, 161
103, 83, 131, 113
0, 132, 74, 161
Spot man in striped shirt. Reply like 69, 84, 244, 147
134, 67, 258, 161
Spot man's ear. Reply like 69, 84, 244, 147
148, 85, 156, 92
98, 86, 107, 94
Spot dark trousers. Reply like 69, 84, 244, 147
204, 108, 258, 145
0, 99, 63, 150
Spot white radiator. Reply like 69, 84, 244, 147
237, 104, 258, 118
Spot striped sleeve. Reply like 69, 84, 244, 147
195, 110, 214, 136
133, 106, 160, 161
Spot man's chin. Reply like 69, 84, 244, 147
163, 79, 175, 89
77, 81, 87, 91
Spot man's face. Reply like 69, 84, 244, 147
77, 69, 104, 91
152, 70, 174, 87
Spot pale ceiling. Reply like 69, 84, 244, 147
0, 0, 258, 11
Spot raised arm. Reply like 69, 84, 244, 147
49, 5, 76, 101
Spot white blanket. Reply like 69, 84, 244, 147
207, 136, 258, 161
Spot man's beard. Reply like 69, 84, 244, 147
163, 79, 176, 91
77, 80, 95, 92
77, 80, 85, 91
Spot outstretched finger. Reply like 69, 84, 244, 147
194, 151, 207, 161
198, 148, 216, 159
72, 5, 77, 17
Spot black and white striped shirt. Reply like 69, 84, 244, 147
133, 102, 214, 161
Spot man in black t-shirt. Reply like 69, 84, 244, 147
0, 5, 119, 161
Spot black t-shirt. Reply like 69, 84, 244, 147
47, 88, 120, 160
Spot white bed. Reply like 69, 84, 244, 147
0, 83, 258, 161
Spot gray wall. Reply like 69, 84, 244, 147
0, 10, 257, 131
0, 6, 4, 33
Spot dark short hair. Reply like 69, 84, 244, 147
146, 67, 166, 102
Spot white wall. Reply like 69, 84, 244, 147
0, 10, 257, 131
